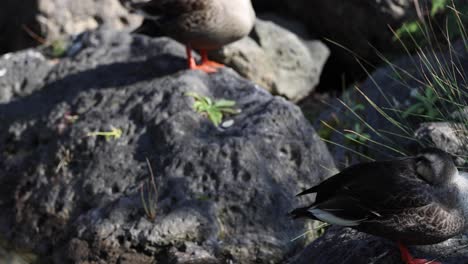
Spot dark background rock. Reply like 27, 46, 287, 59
0, 29, 336, 263
253, 0, 426, 91
315, 41, 468, 167
289, 227, 468, 264
0, 0, 39, 55
0, 0, 141, 54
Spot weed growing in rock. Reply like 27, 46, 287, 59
48, 39, 69, 58
57, 112, 79, 134
394, 0, 468, 48
401, 86, 443, 120
291, 222, 330, 243
87, 126, 122, 141
22, 25, 70, 58
185, 92, 240, 126
140, 158, 158, 222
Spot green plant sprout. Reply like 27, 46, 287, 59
64, 113, 79, 124
402, 86, 443, 120
140, 158, 158, 221
22, 24, 72, 59
185, 92, 240, 126
393, 0, 448, 41
47, 39, 68, 58
393, 0, 468, 43
290, 222, 330, 242
87, 126, 122, 141
344, 123, 371, 145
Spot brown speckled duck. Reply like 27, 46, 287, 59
291, 148, 468, 264
121, 0, 256, 73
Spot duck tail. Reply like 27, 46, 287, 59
296, 185, 320, 196
289, 206, 317, 220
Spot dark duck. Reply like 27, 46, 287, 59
291, 148, 468, 264
120, 0, 256, 73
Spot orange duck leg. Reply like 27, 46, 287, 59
398, 242, 440, 264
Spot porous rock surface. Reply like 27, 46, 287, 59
0, 29, 336, 263
213, 17, 329, 102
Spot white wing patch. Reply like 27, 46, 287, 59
454, 171, 468, 205
308, 208, 363, 226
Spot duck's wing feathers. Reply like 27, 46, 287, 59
292, 159, 436, 226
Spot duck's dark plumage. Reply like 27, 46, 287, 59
120, 0, 255, 50
291, 148, 467, 245
120, 0, 255, 73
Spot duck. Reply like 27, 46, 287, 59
120, 0, 256, 73
291, 148, 468, 264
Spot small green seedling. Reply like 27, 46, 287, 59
64, 113, 79, 124
141, 158, 158, 221
290, 222, 330, 243
185, 92, 240, 126
344, 123, 371, 145
87, 126, 122, 141
402, 87, 441, 120
48, 39, 68, 58
57, 112, 79, 134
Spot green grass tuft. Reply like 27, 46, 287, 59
320, 0, 468, 166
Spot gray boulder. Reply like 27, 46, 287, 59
213, 17, 330, 102
415, 122, 468, 166
0, 50, 57, 103
0, 29, 335, 263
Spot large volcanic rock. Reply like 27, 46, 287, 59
0, 29, 335, 263
214, 17, 329, 102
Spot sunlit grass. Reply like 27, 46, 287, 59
320, 0, 468, 166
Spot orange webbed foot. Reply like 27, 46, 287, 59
188, 58, 217, 73
398, 243, 441, 264
185, 46, 223, 73
202, 59, 224, 69
199, 49, 224, 72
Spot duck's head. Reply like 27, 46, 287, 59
415, 148, 458, 185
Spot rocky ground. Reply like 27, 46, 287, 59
0, 0, 467, 264
0, 30, 336, 263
